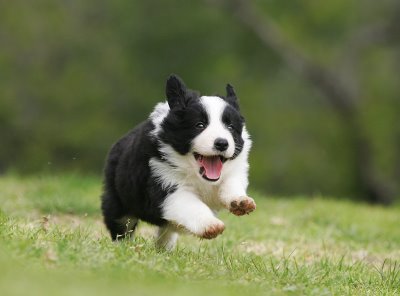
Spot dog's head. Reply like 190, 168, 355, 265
156, 74, 248, 183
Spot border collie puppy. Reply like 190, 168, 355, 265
101, 75, 255, 250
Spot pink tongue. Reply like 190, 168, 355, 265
201, 156, 223, 180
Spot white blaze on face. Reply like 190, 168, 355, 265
192, 96, 235, 158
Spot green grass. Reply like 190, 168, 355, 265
0, 174, 399, 295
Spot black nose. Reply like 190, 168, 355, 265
214, 138, 229, 152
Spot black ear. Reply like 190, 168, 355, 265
225, 84, 240, 110
166, 74, 187, 109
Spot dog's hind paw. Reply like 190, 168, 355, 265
229, 197, 256, 216
200, 222, 225, 239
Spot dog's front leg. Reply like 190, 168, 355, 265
219, 177, 256, 216
161, 189, 225, 239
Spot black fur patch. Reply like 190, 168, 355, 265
101, 120, 173, 240
222, 104, 244, 159
225, 84, 240, 111
159, 99, 209, 155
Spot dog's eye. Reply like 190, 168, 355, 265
227, 125, 234, 130
196, 122, 205, 129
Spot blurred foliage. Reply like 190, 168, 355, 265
0, 0, 399, 198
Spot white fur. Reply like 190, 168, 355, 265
192, 96, 235, 158
156, 225, 178, 251
161, 188, 224, 235
149, 102, 170, 137
150, 96, 252, 249
218, 126, 252, 207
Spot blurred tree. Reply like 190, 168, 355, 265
207, 0, 400, 204
0, 0, 399, 202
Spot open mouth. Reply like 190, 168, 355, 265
194, 153, 227, 182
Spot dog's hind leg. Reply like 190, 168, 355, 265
104, 214, 138, 241
101, 192, 138, 240
114, 216, 138, 240
156, 224, 178, 251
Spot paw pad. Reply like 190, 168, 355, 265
230, 197, 256, 216
201, 223, 225, 239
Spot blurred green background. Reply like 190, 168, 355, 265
0, 0, 399, 203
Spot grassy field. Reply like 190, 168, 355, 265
0, 174, 399, 295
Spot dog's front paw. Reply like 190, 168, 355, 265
200, 221, 225, 239
170, 217, 225, 240
229, 197, 256, 216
